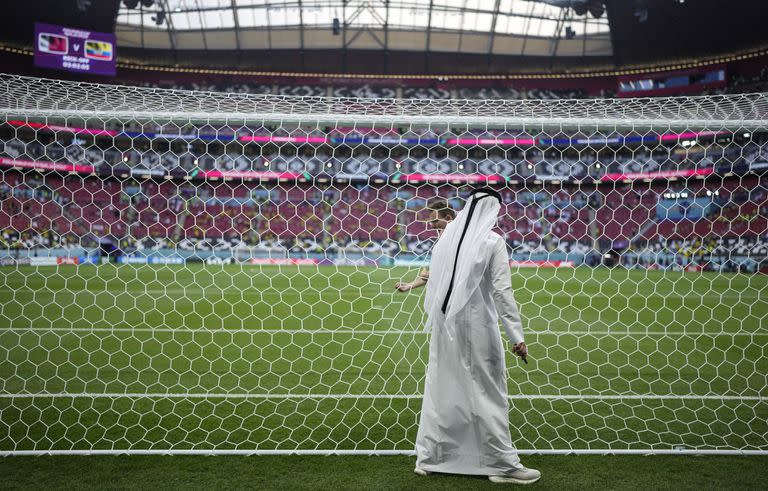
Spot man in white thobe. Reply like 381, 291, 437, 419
414, 187, 541, 484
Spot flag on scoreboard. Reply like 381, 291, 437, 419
84, 40, 113, 61
37, 33, 68, 55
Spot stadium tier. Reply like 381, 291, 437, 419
1, 167, 766, 273
1, 119, 762, 179
112, 59, 768, 100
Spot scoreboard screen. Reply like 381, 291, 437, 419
34, 22, 116, 77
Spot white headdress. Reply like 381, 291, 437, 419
423, 187, 502, 339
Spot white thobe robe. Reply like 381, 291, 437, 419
415, 231, 525, 476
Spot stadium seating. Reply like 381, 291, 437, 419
111, 61, 768, 102
1, 167, 764, 272
2, 133, 760, 180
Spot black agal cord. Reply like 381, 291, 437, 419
440, 188, 502, 314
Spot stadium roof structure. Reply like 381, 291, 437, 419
114, 0, 612, 58
1, 0, 767, 75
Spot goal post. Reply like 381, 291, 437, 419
0, 74, 766, 456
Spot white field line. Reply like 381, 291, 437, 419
0, 392, 765, 401
3, 327, 768, 337
0, 448, 768, 457
2, 449, 768, 456
0, 288, 762, 300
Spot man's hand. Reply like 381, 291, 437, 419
395, 269, 429, 292
512, 342, 528, 364
395, 281, 414, 292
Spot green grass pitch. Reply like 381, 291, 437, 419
1, 264, 767, 488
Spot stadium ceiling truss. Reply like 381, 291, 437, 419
115, 0, 612, 58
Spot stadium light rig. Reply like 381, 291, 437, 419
153, 9, 166, 26
123, 0, 155, 7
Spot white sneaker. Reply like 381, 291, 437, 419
413, 467, 431, 476
488, 466, 541, 484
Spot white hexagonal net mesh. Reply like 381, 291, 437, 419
0, 74, 766, 455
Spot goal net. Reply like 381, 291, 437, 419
0, 74, 766, 455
